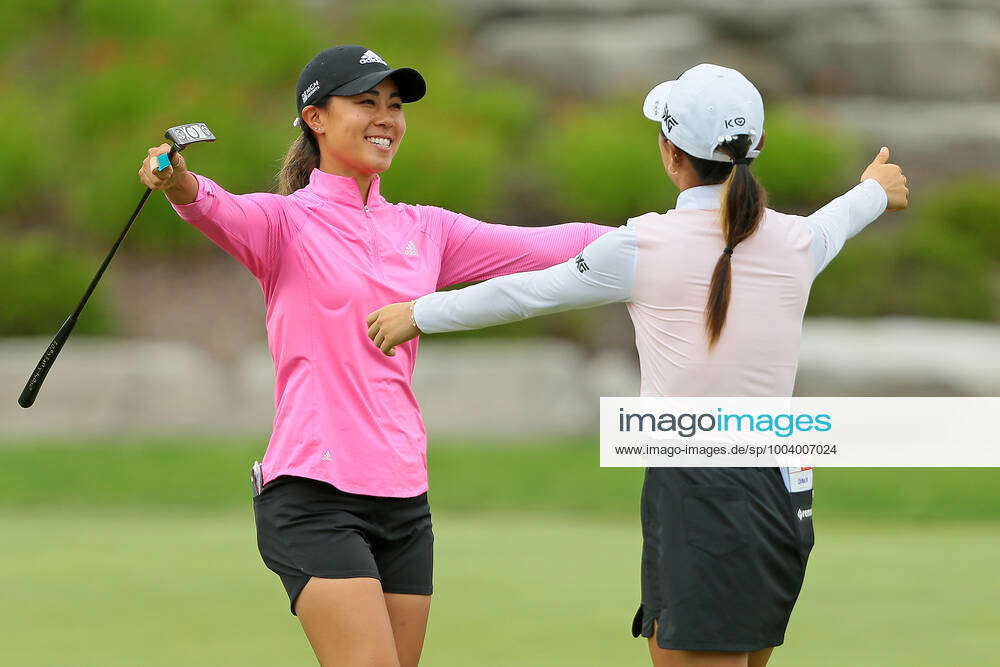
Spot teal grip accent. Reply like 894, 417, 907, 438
156, 153, 171, 171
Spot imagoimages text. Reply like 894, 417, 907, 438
618, 408, 833, 438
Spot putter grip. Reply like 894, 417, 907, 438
18, 315, 78, 408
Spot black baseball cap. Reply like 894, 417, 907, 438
293, 45, 426, 126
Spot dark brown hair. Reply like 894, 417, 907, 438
275, 96, 333, 195
683, 135, 768, 348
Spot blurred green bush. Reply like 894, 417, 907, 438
1, 0, 996, 339
809, 179, 1000, 320
356, 3, 542, 219
531, 99, 676, 225
530, 103, 864, 225
63, 1, 323, 252
0, 234, 113, 336
0, 0, 541, 244
753, 107, 863, 211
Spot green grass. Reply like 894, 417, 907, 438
1, 509, 997, 666
3, 440, 998, 665
2, 439, 1000, 522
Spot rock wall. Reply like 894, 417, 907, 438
3, 318, 998, 443
444, 0, 1000, 178
5, 3, 998, 443
50, 2, 999, 363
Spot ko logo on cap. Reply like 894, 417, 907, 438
724, 117, 746, 129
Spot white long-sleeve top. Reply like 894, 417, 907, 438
414, 179, 887, 397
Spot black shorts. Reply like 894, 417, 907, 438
252, 475, 434, 615
632, 467, 814, 652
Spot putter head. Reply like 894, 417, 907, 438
164, 123, 216, 152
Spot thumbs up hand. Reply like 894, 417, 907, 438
860, 147, 909, 211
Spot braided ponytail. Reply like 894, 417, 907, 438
685, 135, 768, 348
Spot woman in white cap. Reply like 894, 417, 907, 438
367, 63, 908, 666
138, 45, 610, 667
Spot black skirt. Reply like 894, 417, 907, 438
632, 467, 814, 652
253, 475, 434, 615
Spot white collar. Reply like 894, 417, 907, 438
675, 184, 723, 211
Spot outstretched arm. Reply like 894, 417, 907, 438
426, 206, 610, 288
805, 147, 908, 276
139, 143, 296, 279
367, 224, 638, 355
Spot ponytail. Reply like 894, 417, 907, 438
275, 97, 332, 195
685, 135, 768, 349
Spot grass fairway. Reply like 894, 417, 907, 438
4, 441, 1000, 524
3, 509, 998, 666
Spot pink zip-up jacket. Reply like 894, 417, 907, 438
171, 168, 606, 496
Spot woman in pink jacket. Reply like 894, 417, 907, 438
138, 45, 606, 667
368, 64, 909, 667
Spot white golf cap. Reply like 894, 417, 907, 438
643, 63, 764, 163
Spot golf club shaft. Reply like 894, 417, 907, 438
18, 186, 153, 408
17, 147, 177, 408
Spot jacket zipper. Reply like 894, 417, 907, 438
363, 201, 384, 279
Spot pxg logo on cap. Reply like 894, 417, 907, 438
649, 98, 678, 132
665, 108, 679, 132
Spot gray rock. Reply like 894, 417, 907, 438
472, 14, 718, 97
3, 318, 997, 443
785, 9, 1000, 98
443, 0, 992, 25
796, 317, 1000, 396
441, 0, 697, 23
0, 338, 247, 441
456, 2, 1000, 99
413, 339, 594, 438
234, 345, 279, 429
691, 0, 917, 38
788, 97, 1000, 179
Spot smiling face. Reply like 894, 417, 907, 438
301, 77, 406, 179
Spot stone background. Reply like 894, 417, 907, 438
4, 318, 999, 442
94, 0, 1000, 362
4, 0, 998, 441
445, 0, 1000, 180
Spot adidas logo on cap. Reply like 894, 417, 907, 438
403, 240, 418, 257
359, 50, 387, 66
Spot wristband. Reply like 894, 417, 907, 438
409, 300, 421, 333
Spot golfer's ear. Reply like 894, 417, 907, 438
671, 144, 686, 167
301, 105, 324, 131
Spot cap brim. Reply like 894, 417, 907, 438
330, 67, 426, 103
642, 81, 675, 122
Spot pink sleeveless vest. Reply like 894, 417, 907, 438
628, 208, 815, 397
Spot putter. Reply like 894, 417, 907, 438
17, 123, 217, 408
